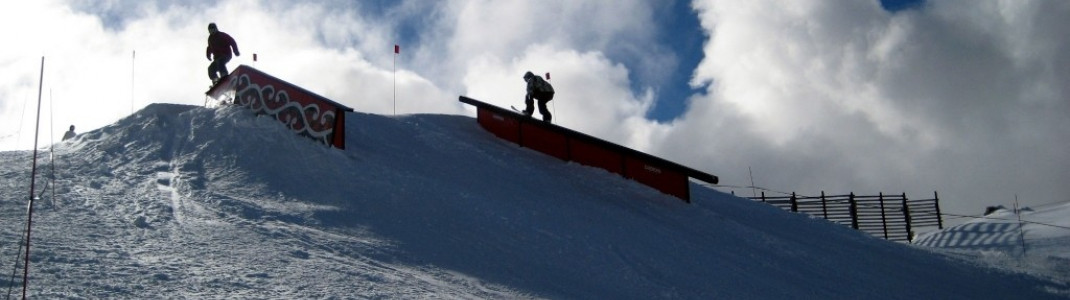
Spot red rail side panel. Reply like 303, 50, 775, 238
569, 137, 624, 176
477, 108, 521, 144
331, 109, 347, 148
520, 122, 569, 161
459, 96, 715, 203
623, 157, 691, 202
206, 65, 354, 149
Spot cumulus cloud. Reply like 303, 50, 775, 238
0, 0, 670, 150
461, 45, 662, 148
0, 0, 461, 150
0, 0, 147, 148
437, 0, 667, 88
438, 0, 674, 148
2, 0, 1067, 216
679, 0, 1070, 214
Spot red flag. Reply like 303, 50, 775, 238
394, 44, 400, 54
545, 72, 550, 80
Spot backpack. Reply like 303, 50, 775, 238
531, 76, 555, 101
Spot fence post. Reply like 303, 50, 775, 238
849, 193, 859, 230
761, 191, 766, 203
790, 192, 798, 212
902, 192, 913, 243
934, 191, 943, 229
820, 191, 828, 219
879, 192, 889, 239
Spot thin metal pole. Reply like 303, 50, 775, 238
49, 89, 56, 207
393, 47, 397, 116
22, 56, 45, 300
748, 166, 757, 198
131, 50, 136, 114
1015, 195, 1027, 256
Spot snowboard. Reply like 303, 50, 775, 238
511, 105, 552, 123
208, 74, 230, 90
205, 74, 233, 93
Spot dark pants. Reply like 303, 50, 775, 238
524, 92, 554, 122
208, 55, 232, 81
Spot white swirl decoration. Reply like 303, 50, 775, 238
232, 74, 337, 145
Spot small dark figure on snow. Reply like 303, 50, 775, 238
206, 23, 240, 85
62, 125, 76, 141
522, 71, 555, 122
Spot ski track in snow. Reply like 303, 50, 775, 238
0, 103, 1065, 299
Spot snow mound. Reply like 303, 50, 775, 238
0, 103, 1064, 298
916, 201, 1070, 289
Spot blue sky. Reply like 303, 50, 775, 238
646, 0, 926, 122
646, 0, 705, 122
485, 0, 932, 122
881, 0, 925, 11
1, 0, 1068, 217
67, 0, 921, 122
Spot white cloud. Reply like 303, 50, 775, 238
461, 44, 662, 148
0, 0, 144, 149
436, 0, 674, 149
1, 0, 665, 149
0, 0, 460, 150
682, 0, 1070, 214
3, 0, 1067, 216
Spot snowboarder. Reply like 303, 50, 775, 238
206, 23, 240, 85
62, 125, 76, 141
521, 71, 554, 122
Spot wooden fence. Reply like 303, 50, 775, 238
742, 191, 943, 242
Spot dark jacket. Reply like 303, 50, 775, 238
526, 75, 555, 101
207, 32, 239, 60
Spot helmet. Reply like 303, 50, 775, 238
208, 23, 218, 31
523, 71, 534, 81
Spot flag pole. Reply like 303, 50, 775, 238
131, 50, 135, 114
393, 44, 399, 116
49, 89, 56, 208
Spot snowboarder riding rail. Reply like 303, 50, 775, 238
522, 71, 554, 122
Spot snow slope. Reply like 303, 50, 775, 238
916, 202, 1070, 291
0, 103, 1064, 299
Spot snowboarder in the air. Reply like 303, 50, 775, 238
522, 71, 555, 122
206, 23, 240, 85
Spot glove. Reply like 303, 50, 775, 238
234, 51, 241, 57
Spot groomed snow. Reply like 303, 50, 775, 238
916, 202, 1070, 293
0, 103, 1064, 298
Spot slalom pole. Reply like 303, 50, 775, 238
393, 44, 399, 116
1015, 195, 1027, 256
748, 166, 758, 198
49, 89, 56, 208
5, 243, 24, 300
22, 56, 45, 300
131, 50, 135, 115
